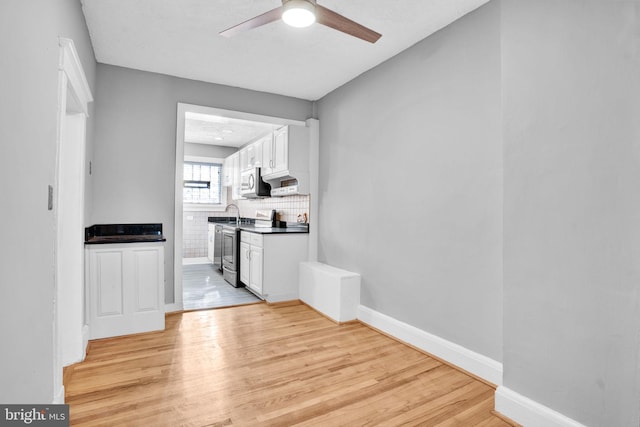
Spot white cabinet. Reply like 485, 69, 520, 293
239, 241, 250, 285
207, 223, 215, 262
222, 152, 236, 187
239, 147, 249, 172
85, 242, 165, 339
263, 126, 287, 176
262, 125, 309, 181
240, 232, 263, 296
249, 245, 263, 293
239, 231, 308, 302
272, 126, 288, 176
262, 131, 273, 174
247, 136, 265, 170
230, 153, 243, 201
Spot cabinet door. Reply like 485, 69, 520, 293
249, 246, 263, 295
245, 139, 263, 169
88, 244, 164, 340
272, 126, 288, 175
239, 242, 250, 285
207, 225, 214, 262
262, 132, 274, 175
231, 153, 243, 200
239, 147, 249, 171
222, 156, 232, 187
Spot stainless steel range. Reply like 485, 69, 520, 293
221, 225, 241, 287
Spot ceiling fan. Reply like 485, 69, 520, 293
220, 0, 382, 44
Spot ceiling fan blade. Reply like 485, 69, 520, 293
220, 7, 283, 38
315, 5, 381, 44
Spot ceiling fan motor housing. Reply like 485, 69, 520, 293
282, 0, 317, 28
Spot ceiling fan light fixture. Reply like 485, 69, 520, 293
282, 0, 316, 28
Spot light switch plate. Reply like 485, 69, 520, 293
48, 185, 53, 210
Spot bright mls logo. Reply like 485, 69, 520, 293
0, 405, 68, 426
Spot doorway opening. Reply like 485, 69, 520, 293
174, 103, 305, 311
53, 37, 93, 403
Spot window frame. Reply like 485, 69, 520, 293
182, 155, 227, 211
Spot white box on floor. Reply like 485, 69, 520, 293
299, 262, 361, 322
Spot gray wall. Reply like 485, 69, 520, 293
502, 1, 640, 425
0, 0, 96, 403
92, 64, 313, 303
316, 2, 502, 361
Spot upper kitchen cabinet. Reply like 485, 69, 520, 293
247, 135, 266, 170
263, 126, 285, 177
232, 153, 243, 200
239, 147, 249, 172
222, 153, 236, 187
262, 125, 310, 196
239, 133, 268, 172
223, 152, 244, 200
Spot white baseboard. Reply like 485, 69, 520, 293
165, 303, 183, 313
82, 324, 89, 360
357, 305, 503, 385
495, 386, 586, 427
265, 291, 298, 304
53, 385, 65, 404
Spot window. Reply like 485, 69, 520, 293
183, 161, 222, 205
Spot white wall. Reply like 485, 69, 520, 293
502, 1, 640, 425
0, 0, 96, 403
92, 64, 313, 303
316, 2, 503, 362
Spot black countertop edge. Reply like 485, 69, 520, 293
238, 224, 309, 234
85, 236, 167, 244
85, 223, 165, 244
208, 216, 308, 231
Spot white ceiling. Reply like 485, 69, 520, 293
184, 112, 280, 147
81, 0, 490, 101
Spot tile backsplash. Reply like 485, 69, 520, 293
182, 191, 310, 259
236, 194, 310, 223
182, 211, 210, 258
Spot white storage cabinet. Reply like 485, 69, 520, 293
85, 242, 165, 339
239, 231, 308, 302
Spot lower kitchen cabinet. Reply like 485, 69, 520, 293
85, 242, 165, 339
240, 233, 263, 295
239, 231, 308, 302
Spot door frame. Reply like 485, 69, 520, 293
53, 37, 93, 403
171, 103, 306, 312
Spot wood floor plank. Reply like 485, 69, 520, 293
66, 302, 514, 426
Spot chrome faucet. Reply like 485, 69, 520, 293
225, 203, 240, 226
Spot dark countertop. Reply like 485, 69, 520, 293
85, 223, 166, 244
208, 216, 309, 234
238, 224, 309, 234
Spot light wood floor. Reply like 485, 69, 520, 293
65, 302, 514, 426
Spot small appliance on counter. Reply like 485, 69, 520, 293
254, 209, 277, 228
